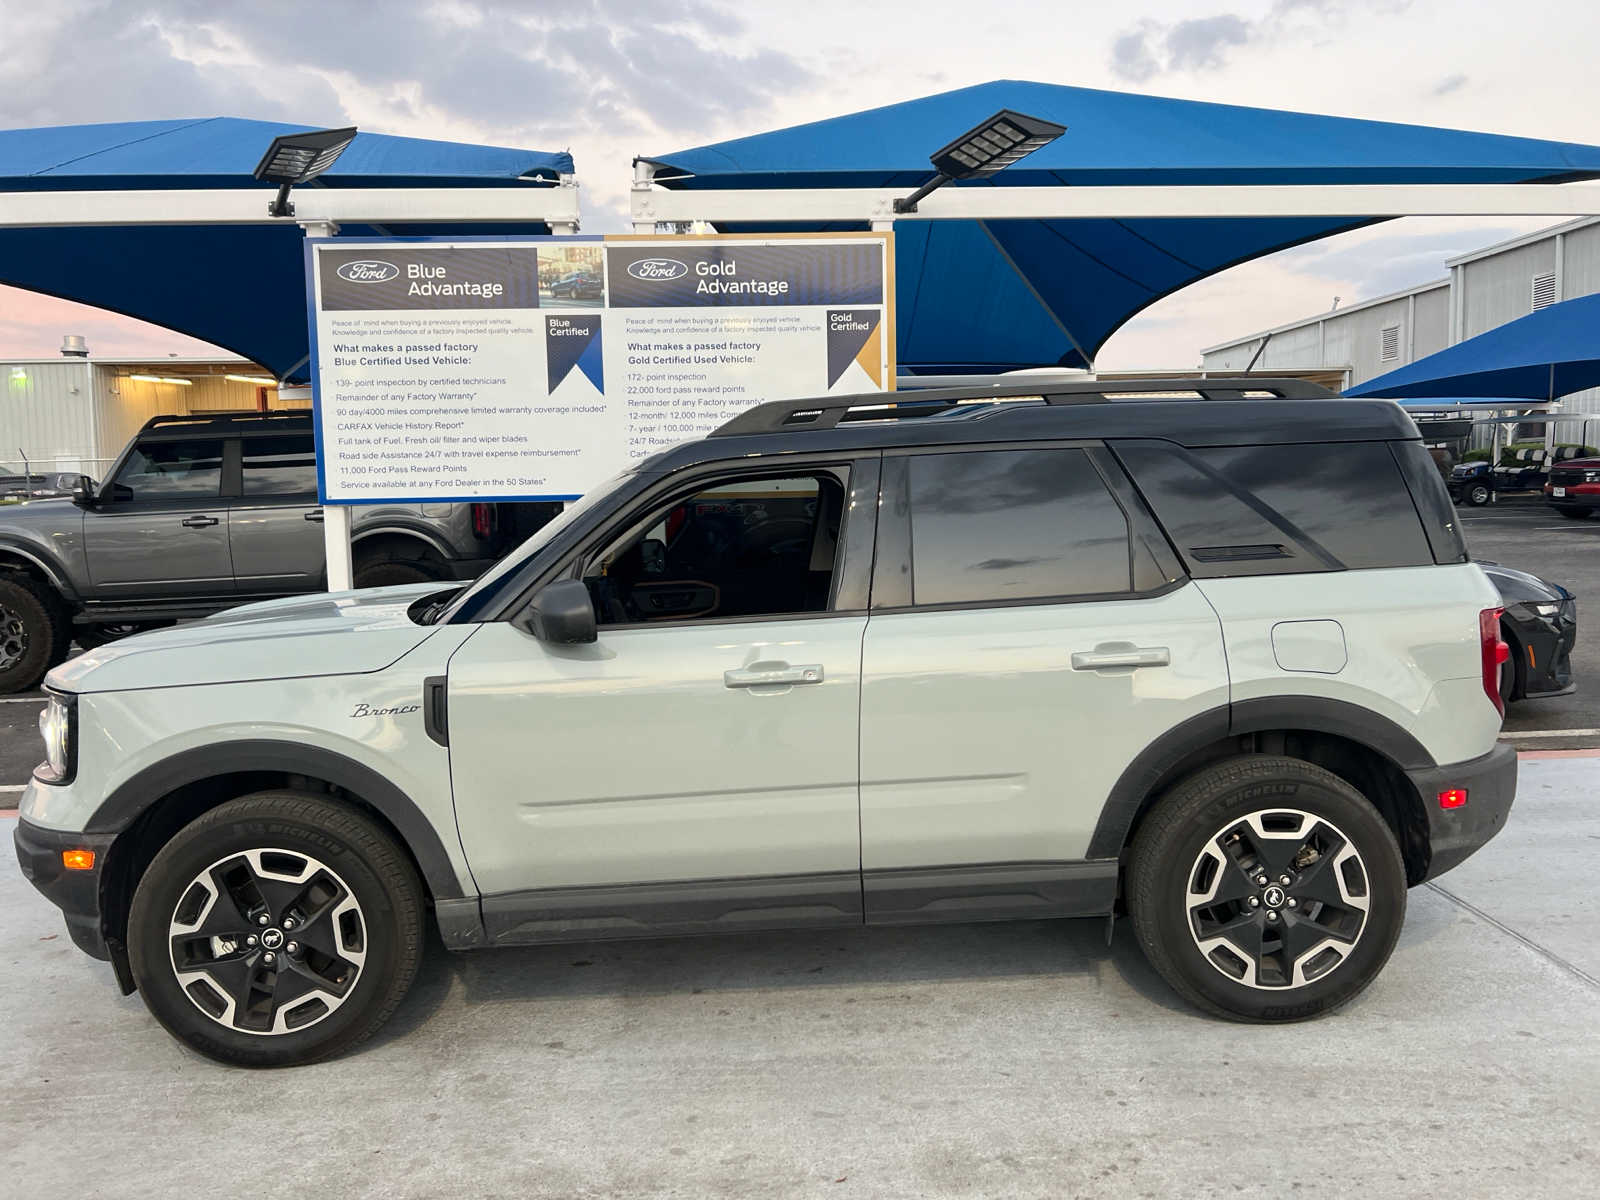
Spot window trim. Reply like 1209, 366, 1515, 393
870, 440, 1187, 614
520, 452, 882, 632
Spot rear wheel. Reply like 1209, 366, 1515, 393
75, 621, 170, 651
127, 791, 423, 1067
0, 574, 68, 693
1128, 755, 1406, 1022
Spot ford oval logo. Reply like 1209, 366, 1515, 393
627, 258, 689, 281
336, 260, 400, 283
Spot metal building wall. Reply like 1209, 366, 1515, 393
0, 359, 98, 478
1458, 239, 1558, 339
1413, 287, 1451, 359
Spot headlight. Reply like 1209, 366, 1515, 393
34, 691, 76, 785
1585, 470, 1600, 484
1531, 602, 1561, 618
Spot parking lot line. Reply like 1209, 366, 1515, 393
1501, 727, 1600, 739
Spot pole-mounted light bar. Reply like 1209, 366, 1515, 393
253, 126, 359, 218
894, 109, 1066, 214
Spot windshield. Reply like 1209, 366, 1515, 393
436, 468, 639, 622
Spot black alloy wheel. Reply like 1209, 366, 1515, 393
1129, 755, 1406, 1022
128, 792, 422, 1067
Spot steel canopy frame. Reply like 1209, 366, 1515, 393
0, 180, 581, 231
629, 171, 1600, 228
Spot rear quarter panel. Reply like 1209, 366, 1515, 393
1197, 563, 1503, 766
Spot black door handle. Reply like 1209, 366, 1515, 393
181, 515, 219, 528
304, 510, 324, 523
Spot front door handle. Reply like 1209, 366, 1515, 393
304, 509, 324, 523
724, 662, 825, 688
181, 515, 219, 528
1071, 645, 1171, 671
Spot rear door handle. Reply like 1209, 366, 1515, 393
724, 662, 825, 688
304, 509, 324, 523
181, 515, 219, 528
1071, 645, 1171, 671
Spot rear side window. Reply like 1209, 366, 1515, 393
904, 448, 1131, 605
1113, 441, 1436, 576
241, 434, 318, 496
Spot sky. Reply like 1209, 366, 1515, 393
0, 0, 1594, 369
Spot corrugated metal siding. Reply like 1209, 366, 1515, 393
1413, 287, 1450, 359
1560, 222, 1600, 302
1458, 239, 1558, 338
0, 360, 98, 476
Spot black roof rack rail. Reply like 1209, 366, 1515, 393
711, 377, 1336, 437
139, 410, 309, 433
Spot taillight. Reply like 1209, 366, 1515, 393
471, 503, 493, 539
1480, 607, 1509, 716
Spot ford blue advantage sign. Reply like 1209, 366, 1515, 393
606, 242, 884, 308
306, 233, 893, 503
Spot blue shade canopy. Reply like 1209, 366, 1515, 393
1347, 293, 1600, 400
0, 118, 574, 381
647, 80, 1600, 373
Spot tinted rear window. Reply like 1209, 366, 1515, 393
1113, 441, 1435, 576
905, 448, 1131, 605
242, 434, 317, 496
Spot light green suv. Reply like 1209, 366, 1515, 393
16, 380, 1517, 1066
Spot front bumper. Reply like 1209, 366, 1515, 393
13, 817, 117, 961
1547, 492, 1600, 512
1507, 598, 1578, 699
1406, 742, 1518, 882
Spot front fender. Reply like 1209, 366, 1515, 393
0, 532, 82, 603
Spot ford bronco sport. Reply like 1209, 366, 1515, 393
15, 379, 1517, 1066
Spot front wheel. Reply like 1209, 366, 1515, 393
1127, 755, 1406, 1022
1467, 483, 1491, 506
127, 792, 423, 1067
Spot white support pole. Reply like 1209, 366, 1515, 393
291, 218, 355, 593
547, 175, 581, 236
631, 159, 661, 234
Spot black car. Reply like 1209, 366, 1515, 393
1480, 561, 1577, 703
549, 271, 603, 300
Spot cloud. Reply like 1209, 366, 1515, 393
1107, 1, 1379, 81
1434, 72, 1469, 96
1164, 15, 1253, 73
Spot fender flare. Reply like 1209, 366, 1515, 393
86, 739, 466, 899
351, 522, 456, 563
0, 537, 79, 604
1086, 697, 1434, 859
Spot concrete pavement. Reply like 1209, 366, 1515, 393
5, 756, 1599, 1198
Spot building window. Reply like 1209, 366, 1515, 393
1379, 325, 1401, 362
1531, 272, 1558, 311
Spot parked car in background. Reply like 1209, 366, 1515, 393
1479, 561, 1577, 703
0, 472, 93, 502
1545, 454, 1600, 518
1452, 444, 1592, 506
549, 271, 603, 300
0, 411, 558, 693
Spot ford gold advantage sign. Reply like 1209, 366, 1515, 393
305, 233, 894, 502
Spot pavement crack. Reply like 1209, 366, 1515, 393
1424, 880, 1600, 994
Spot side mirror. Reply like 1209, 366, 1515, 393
71, 477, 96, 508
521, 578, 597, 644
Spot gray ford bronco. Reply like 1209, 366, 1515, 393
16, 379, 1516, 1066
0, 410, 553, 692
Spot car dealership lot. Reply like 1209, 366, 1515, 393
4, 755, 1599, 1198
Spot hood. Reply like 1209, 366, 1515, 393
1552, 457, 1600, 470
1476, 560, 1571, 605
48, 582, 452, 694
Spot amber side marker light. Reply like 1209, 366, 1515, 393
61, 849, 96, 871
1438, 789, 1469, 810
